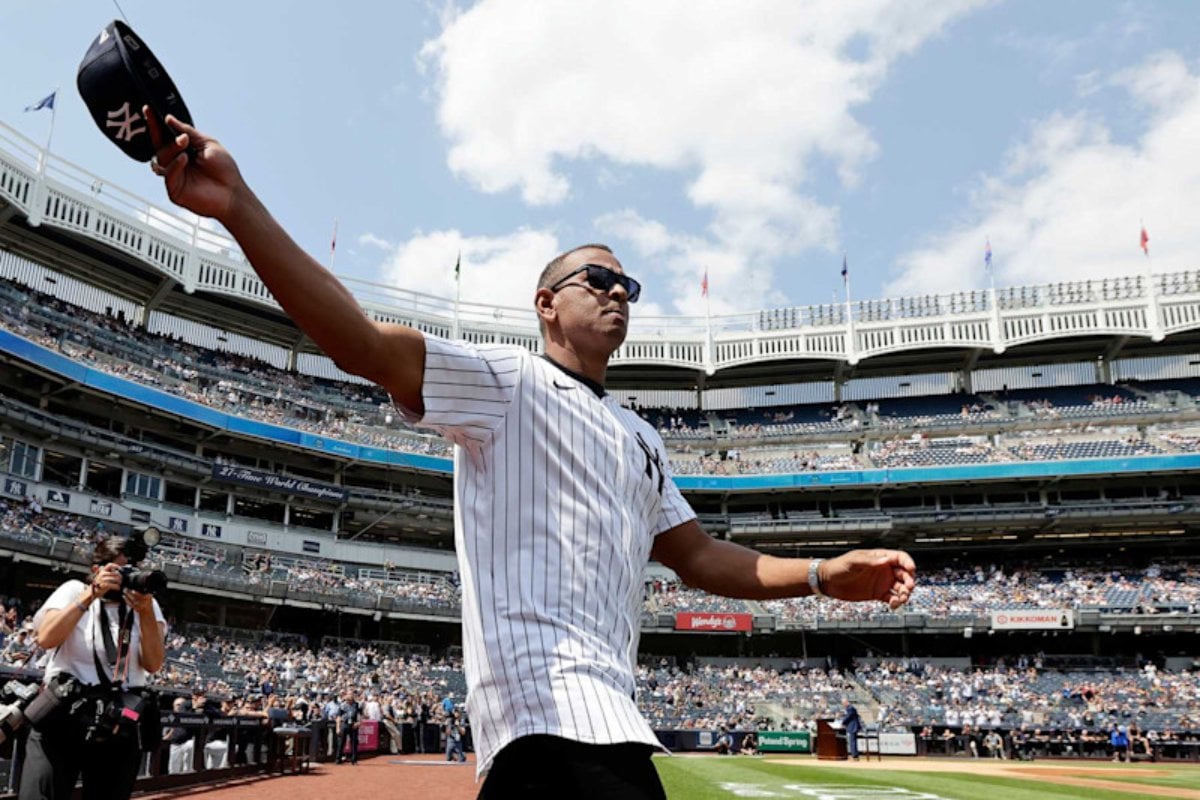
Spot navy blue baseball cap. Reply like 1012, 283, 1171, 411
76, 20, 193, 162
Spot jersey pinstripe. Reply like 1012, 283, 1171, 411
399, 335, 696, 776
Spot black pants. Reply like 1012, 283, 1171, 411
18, 718, 142, 800
477, 735, 664, 800
336, 725, 358, 763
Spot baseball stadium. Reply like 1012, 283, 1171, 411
1, 113, 1198, 798
7, 3, 1200, 796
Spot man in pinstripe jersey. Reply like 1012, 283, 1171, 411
149, 114, 918, 799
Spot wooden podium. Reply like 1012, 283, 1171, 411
816, 718, 848, 760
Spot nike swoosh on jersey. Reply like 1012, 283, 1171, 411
552, 379, 576, 390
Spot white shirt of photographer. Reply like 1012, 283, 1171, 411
36, 578, 167, 687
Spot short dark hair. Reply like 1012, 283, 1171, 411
91, 535, 129, 567
535, 244, 614, 337
537, 243, 613, 291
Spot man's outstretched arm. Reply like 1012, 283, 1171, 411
650, 520, 916, 608
146, 110, 425, 413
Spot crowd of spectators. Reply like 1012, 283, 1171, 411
750, 562, 1199, 624
635, 661, 850, 732
0, 278, 451, 458
10, 276, 1200, 477
239, 551, 459, 610
0, 502, 459, 612
5, 580, 1200, 751
857, 657, 1200, 734
5, 503, 1200, 624
670, 448, 857, 476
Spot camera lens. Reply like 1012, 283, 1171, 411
120, 567, 168, 594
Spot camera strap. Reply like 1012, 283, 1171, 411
93, 601, 134, 687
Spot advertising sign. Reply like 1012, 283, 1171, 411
341, 720, 379, 754
990, 609, 1074, 631
674, 612, 753, 632
877, 732, 917, 755
757, 730, 812, 753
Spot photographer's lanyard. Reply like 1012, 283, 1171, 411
92, 601, 135, 687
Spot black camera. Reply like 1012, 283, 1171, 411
0, 673, 82, 746
119, 525, 162, 565
83, 688, 148, 745
118, 565, 167, 594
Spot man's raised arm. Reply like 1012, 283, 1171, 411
146, 110, 425, 413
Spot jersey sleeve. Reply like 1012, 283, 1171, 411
395, 336, 523, 447
648, 428, 697, 536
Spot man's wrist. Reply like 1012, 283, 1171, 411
808, 558, 825, 597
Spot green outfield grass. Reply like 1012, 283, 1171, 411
654, 755, 1200, 799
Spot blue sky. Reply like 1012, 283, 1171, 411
3, 1, 1200, 322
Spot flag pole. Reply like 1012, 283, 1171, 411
328, 219, 338, 271
37, 87, 59, 177
985, 238, 995, 293
842, 253, 858, 364
1141, 221, 1163, 341
453, 251, 462, 340
842, 254, 852, 315
702, 268, 713, 374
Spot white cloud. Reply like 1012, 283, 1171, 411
887, 51, 1200, 298
357, 232, 393, 251
598, 209, 796, 318
421, 0, 989, 311
378, 227, 562, 313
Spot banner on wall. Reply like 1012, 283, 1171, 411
757, 730, 811, 753
212, 464, 348, 502
674, 613, 753, 632
990, 609, 1074, 631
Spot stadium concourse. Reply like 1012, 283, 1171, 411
2, 118, 1200, 800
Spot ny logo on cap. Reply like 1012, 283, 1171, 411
106, 102, 145, 143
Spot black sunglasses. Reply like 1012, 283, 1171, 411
549, 264, 641, 303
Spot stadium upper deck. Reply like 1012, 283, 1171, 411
5, 119, 1200, 392
7, 120, 1200, 557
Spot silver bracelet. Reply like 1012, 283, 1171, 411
808, 558, 825, 597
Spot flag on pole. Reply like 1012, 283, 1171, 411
330, 219, 338, 254
701, 269, 708, 298
841, 254, 848, 282
1140, 225, 1149, 256
455, 251, 461, 281
24, 92, 55, 112
985, 239, 993, 271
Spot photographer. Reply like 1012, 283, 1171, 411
18, 534, 167, 800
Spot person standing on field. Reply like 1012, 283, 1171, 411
147, 110, 917, 800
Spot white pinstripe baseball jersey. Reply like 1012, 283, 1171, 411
399, 335, 696, 776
